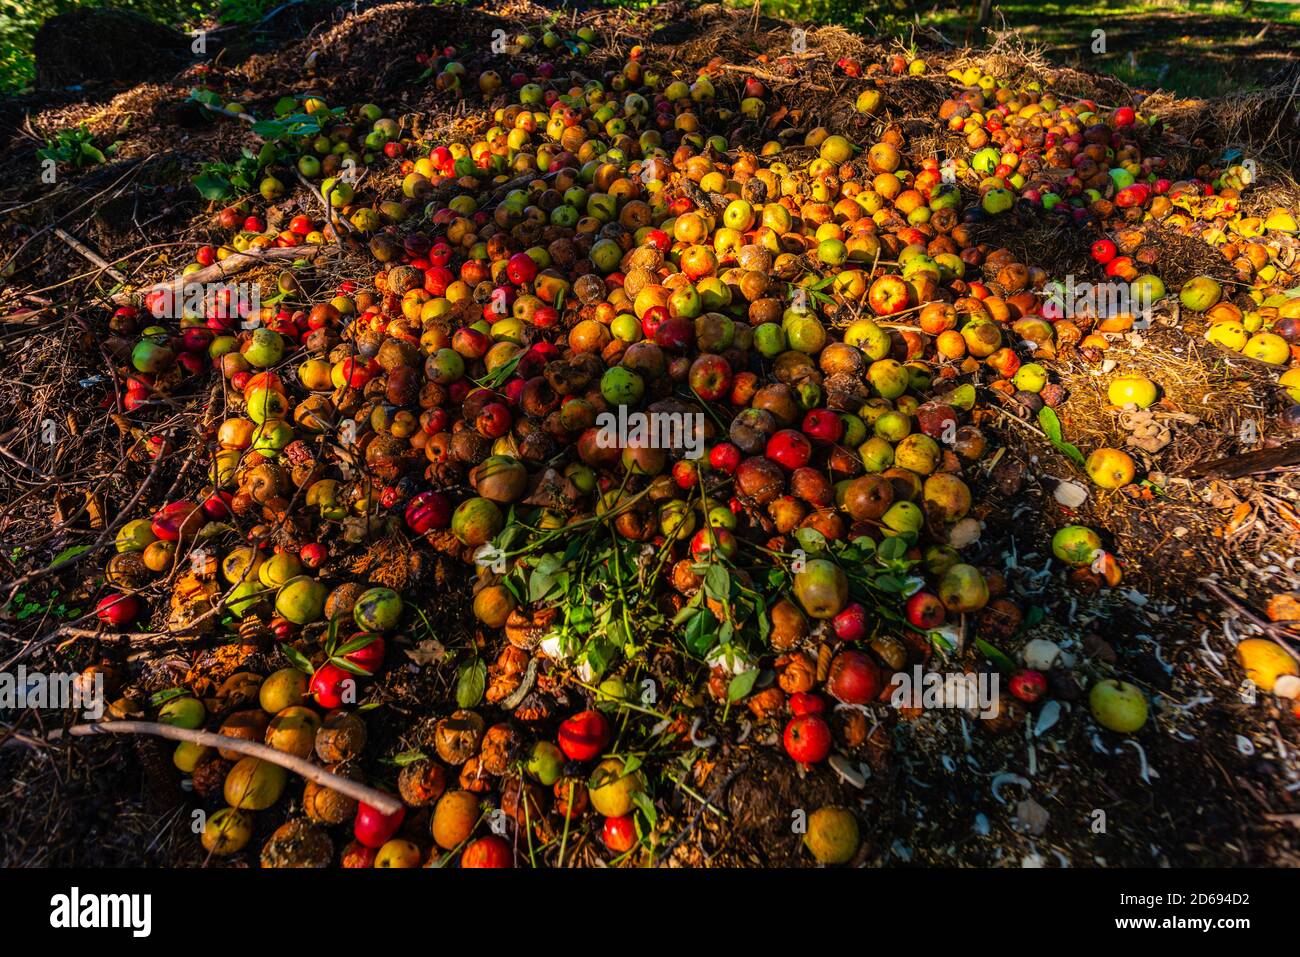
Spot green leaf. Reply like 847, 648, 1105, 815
189, 88, 222, 108
48, 544, 90, 568
391, 749, 427, 767
79, 142, 106, 165
878, 537, 907, 562
332, 657, 373, 677
148, 687, 188, 707
281, 645, 314, 675
193, 172, 233, 201
456, 658, 486, 708
975, 638, 1018, 674
702, 564, 729, 602
727, 669, 759, 702
682, 608, 718, 656
251, 119, 286, 139
528, 568, 558, 603
333, 632, 379, 656
1037, 405, 1064, 442
586, 633, 618, 676
631, 790, 657, 829
671, 597, 702, 627
1037, 407, 1086, 468
794, 526, 827, 554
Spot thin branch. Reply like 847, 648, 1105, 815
13, 721, 403, 816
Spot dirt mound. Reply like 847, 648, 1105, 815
33, 9, 194, 90
239, 2, 506, 100
1146, 64, 1300, 176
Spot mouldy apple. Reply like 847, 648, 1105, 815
803, 806, 860, 864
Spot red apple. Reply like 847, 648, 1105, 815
708, 443, 741, 475
462, 835, 513, 868
96, 593, 140, 627
405, 490, 451, 533
603, 815, 637, 853
557, 710, 611, 761
789, 691, 827, 715
801, 408, 844, 444
765, 429, 812, 470
310, 662, 353, 708
868, 275, 911, 316
783, 713, 832, 764
672, 459, 700, 489
690, 526, 737, 561
826, 650, 883, 704
905, 591, 946, 629
688, 354, 733, 401
1090, 238, 1117, 264
353, 801, 405, 849
1009, 669, 1048, 703
831, 602, 868, 641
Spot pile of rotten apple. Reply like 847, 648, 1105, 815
87, 24, 1300, 868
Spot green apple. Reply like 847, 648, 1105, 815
600, 366, 645, 406
158, 696, 205, 729
526, 741, 565, 786
1013, 363, 1047, 393
844, 318, 891, 360
275, 575, 328, 625
881, 500, 923, 535
242, 328, 284, 369
867, 359, 909, 400
753, 322, 786, 357
858, 436, 894, 473
1088, 679, 1148, 733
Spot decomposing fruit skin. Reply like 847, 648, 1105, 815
1236, 639, 1299, 693
434, 710, 486, 765
352, 587, 403, 631
398, 758, 449, 806
316, 711, 367, 763
303, 776, 358, 825
202, 808, 254, 856
803, 806, 861, 864
260, 819, 333, 868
